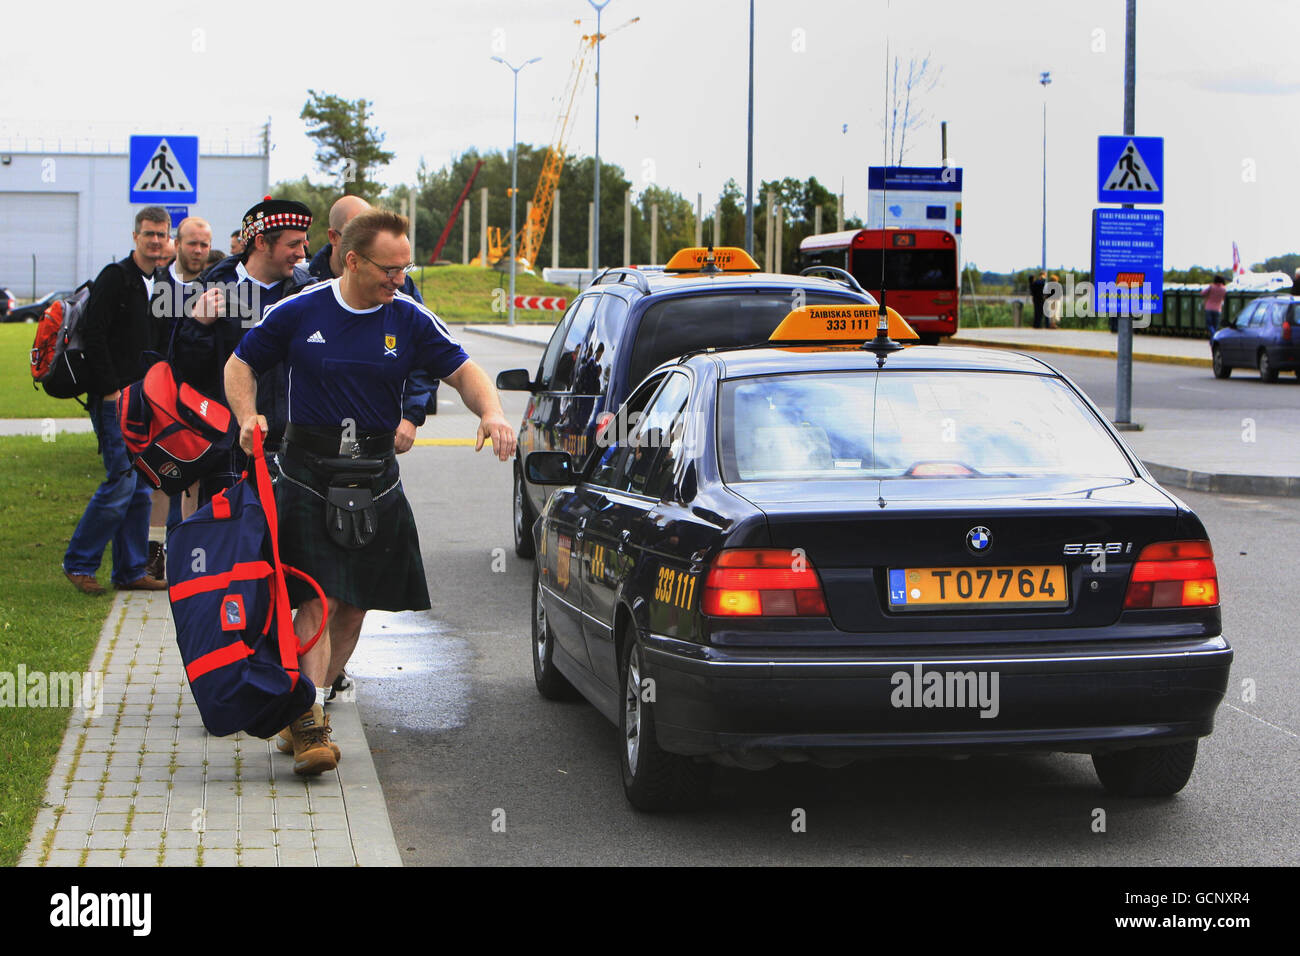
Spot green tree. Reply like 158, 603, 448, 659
637, 185, 695, 263
300, 90, 395, 203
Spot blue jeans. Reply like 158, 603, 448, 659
63, 395, 153, 584
1206, 310, 1220, 335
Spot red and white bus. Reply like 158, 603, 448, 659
799, 228, 959, 344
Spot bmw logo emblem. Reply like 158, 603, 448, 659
966, 527, 991, 553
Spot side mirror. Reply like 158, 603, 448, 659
525, 451, 576, 485
496, 368, 535, 391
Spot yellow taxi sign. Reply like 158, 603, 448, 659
664, 246, 760, 272
769, 305, 919, 343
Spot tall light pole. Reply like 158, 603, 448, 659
745, 0, 755, 255
492, 54, 541, 326
1040, 70, 1051, 275
589, 0, 611, 276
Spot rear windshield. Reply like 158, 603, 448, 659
851, 250, 956, 291
627, 291, 862, 386
718, 370, 1134, 482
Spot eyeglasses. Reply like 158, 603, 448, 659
138, 230, 169, 240
359, 252, 414, 280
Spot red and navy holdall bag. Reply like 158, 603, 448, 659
166, 426, 328, 738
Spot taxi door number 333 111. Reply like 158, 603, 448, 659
655, 567, 697, 609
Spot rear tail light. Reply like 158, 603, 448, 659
703, 548, 828, 617
1282, 319, 1292, 344
1123, 540, 1219, 609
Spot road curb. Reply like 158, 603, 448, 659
948, 336, 1212, 368
1141, 461, 1300, 498
461, 326, 549, 348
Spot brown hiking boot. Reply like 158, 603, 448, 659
289, 705, 339, 776
64, 571, 106, 596
145, 541, 166, 581
277, 723, 340, 760
114, 575, 168, 591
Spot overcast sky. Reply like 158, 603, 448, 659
5, 0, 1299, 271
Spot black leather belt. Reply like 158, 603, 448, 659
283, 423, 395, 459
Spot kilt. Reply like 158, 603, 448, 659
274, 444, 430, 612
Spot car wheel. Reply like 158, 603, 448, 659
618, 629, 711, 811
513, 464, 536, 559
1258, 349, 1278, 382
1211, 346, 1231, 379
917, 333, 941, 346
1092, 740, 1198, 797
532, 565, 580, 700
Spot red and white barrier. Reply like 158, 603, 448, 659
512, 295, 567, 311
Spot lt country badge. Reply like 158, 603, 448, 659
383, 333, 398, 358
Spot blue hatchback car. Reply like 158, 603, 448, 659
1210, 295, 1300, 381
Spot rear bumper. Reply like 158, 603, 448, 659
642, 633, 1232, 759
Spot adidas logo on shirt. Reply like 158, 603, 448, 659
307, 330, 326, 344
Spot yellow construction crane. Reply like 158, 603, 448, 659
474, 17, 638, 270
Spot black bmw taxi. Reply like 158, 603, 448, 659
525, 305, 1232, 810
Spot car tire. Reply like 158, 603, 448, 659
1211, 346, 1231, 379
918, 333, 941, 346
1092, 740, 1198, 797
513, 463, 536, 559
532, 565, 580, 701
1258, 349, 1278, 382
618, 629, 711, 811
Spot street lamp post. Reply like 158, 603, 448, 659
492, 54, 541, 327
1040, 71, 1051, 276
589, 0, 611, 277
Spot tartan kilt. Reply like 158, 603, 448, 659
274, 447, 430, 612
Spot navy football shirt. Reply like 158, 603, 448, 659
234, 280, 469, 432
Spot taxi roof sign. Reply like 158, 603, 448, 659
664, 246, 760, 272
769, 305, 919, 343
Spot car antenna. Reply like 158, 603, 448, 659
699, 244, 722, 275
863, 29, 903, 368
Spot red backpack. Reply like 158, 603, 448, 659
117, 361, 237, 495
29, 282, 94, 401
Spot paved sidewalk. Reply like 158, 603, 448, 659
19, 591, 402, 867
462, 324, 1300, 497
949, 326, 1212, 367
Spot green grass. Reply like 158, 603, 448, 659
959, 301, 1115, 331
411, 264, 574, 324
0, 325, 81, 419
0, 433, 117, 866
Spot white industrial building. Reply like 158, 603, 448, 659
0, 143, 268, 298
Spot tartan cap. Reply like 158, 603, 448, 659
241, 196, 312, 244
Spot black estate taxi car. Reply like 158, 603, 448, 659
524, 305, 1232, 810
496, 247, 873, 558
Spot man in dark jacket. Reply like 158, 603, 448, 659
309, 195, 438, 453
172, 198, 315, 496
63, 206, 172, 594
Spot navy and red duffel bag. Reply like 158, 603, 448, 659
118, 361, 237, 495
166, 426, 328, 738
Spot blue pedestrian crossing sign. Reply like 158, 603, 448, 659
1098, 135, 1163, 204
129, 135, 198, 204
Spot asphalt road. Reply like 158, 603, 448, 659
1034, 350, 1300, 413
354, 332, 1299, 866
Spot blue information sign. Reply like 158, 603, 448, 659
129, 135, 198, 204
164, 205, 189, 226
1091, 209, 1164, 316
1097, 135, 1163, 204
